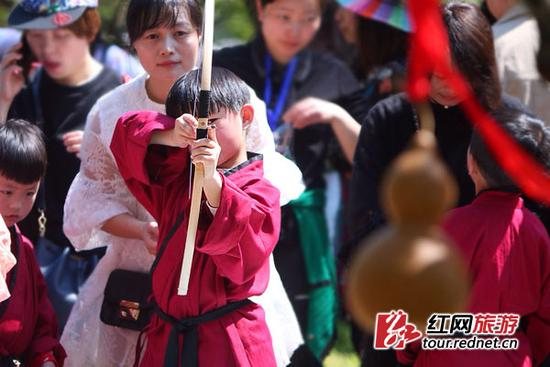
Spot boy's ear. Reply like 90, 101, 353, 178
467, 149, 484, 182
240, 104, 254, 129
466, 149, 476, 177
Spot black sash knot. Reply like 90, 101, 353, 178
155, 299, 252, 367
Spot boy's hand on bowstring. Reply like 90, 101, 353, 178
190, 127, 220, 182
170, 113, 199, 148
192, 127, 222, 209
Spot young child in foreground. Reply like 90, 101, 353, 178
0, 119, 65, 366
398, 110, 550, 366
110, 67, 279, 366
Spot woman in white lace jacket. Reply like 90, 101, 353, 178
60, 0, 304, 366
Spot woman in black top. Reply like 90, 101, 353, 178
214, 0, 367, 362
0, 0, 120, 328
346, 2, 520, 259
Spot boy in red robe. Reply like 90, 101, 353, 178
0, 119, 66, 367
398, 111, 550, 366
111, 67, 279, 367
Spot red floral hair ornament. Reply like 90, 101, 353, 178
52, 12, 72, 26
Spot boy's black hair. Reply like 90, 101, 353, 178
126, 0, 202, 45
165, 66, 251, 118
0, 119, 47, 184
470, 109, 550, 190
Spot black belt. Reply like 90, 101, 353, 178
155, 299, 252, 367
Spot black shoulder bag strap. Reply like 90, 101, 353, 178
133, 211, 186, 365
150, 211, 186, 274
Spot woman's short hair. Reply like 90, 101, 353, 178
126, 0, 202, 45
66, 8, 101, 42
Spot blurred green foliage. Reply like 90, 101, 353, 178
215, 0, 255, 43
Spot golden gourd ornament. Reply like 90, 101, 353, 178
346, 106, 469, 332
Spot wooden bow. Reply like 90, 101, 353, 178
178, 0, 215, 295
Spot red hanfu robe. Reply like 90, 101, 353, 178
111, 111, 279, 367
0, 226, 65, 365
398, 191, 550, 366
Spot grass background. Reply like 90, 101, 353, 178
323, 321, 361, 367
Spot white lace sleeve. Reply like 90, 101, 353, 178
63, 104, 145, 251
0, 215, 15, 302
